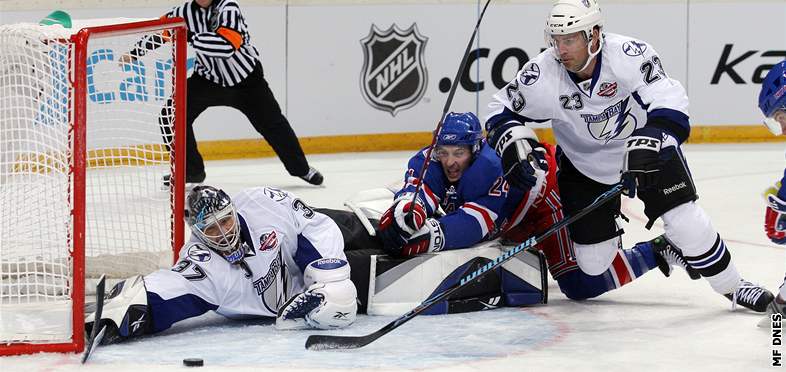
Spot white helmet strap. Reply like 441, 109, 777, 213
574, 29, 603, 73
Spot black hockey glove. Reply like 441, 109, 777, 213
491, 125, 549, 191
622, 126, 665, 198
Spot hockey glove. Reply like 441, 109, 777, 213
399, 218, 446, 257
622, 126, 664, 197
378, 195, 427, 252
766, 193, 786, 244
491, 125, 548, 191
276, 258, 357, 330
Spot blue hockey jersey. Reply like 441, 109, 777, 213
395, 143, 530, 250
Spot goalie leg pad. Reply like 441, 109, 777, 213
85, 275, 151, 344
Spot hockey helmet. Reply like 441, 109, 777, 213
435, 112, 483, 154
185, 185, 243, 263
759, 61, 786, 135
545, 0, 605, 72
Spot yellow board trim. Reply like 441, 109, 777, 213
197, 125, 786, 160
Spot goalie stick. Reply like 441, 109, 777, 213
305, 183, 624, 351
82, 275, 107, 363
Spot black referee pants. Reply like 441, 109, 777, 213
161, 63, 310, 180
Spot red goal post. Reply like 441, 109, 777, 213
0, 17, 187, 355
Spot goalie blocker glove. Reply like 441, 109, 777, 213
84, 275, 151, 345
276, 258, 357, 330
488, 123, 548, 191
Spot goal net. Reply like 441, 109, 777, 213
0, 17, 187, 355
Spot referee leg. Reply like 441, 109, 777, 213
239, 64, 310, 177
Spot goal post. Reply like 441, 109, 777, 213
0, 17, 187, 356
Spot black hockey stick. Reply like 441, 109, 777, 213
407, 0, 492, 208
82, 275, 107, 363
306, 183, 624, 351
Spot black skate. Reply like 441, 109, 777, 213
299, 166, 324, 186
725, 280, 775, 312
650, 235, 701, 280
161, 172, 205, 190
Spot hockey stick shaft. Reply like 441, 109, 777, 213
306, 183, 624, 351
408, 0, 492, 207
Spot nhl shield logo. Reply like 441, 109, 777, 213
360, 24, 428, 116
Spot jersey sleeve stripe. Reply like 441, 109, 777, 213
294, 234, 324, 273
462, 202, 497, 237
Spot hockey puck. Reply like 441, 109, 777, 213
183, 358, 204, 367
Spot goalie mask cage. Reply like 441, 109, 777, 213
0, 18, 187, 355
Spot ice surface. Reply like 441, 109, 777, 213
2, 143, 784, 371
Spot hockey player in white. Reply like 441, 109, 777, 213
85, 185, 357, 344
485, 0, 773, 311
758, 60, 786, 319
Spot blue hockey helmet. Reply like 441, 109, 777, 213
435, 112, 483, 153
759, 60, 786, 135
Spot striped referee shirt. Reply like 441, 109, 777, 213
134, 0, 262, 87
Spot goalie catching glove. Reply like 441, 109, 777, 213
488, 124, 548, 191
276, 258, 357, 330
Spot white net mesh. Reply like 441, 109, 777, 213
0, 19, 183, 345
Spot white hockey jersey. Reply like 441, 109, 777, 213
144, 187, 346, 330
486, 33, 690, 184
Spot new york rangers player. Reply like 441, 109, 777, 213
86, 186, 358, 344
758, 61, 786, 318
378, 112, 698, 301
485, 0, 772, 311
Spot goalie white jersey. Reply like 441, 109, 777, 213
486, 33, 690, 184
144, 187, 346, 323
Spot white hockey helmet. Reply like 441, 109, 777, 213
545, 0, 604, 71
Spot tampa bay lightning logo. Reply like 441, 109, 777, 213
252, 252, 283, 313
263, 187, 288, 202
187, 244, 212, 262
580, 97, 638, 143
622, 40, 648, 57
518, 63, 540, 86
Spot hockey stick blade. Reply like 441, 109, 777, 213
306, 183, 624, 351
81, 274, 107, 364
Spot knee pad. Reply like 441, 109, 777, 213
662, 202, 718, 257
574, 237, 620, 276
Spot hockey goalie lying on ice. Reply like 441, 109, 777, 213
83, 183, 547, 345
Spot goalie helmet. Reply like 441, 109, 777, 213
435, 112, 483, 154
545, 0, 604, 72
184, 185, 244, 263
758, 61, 786, 135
